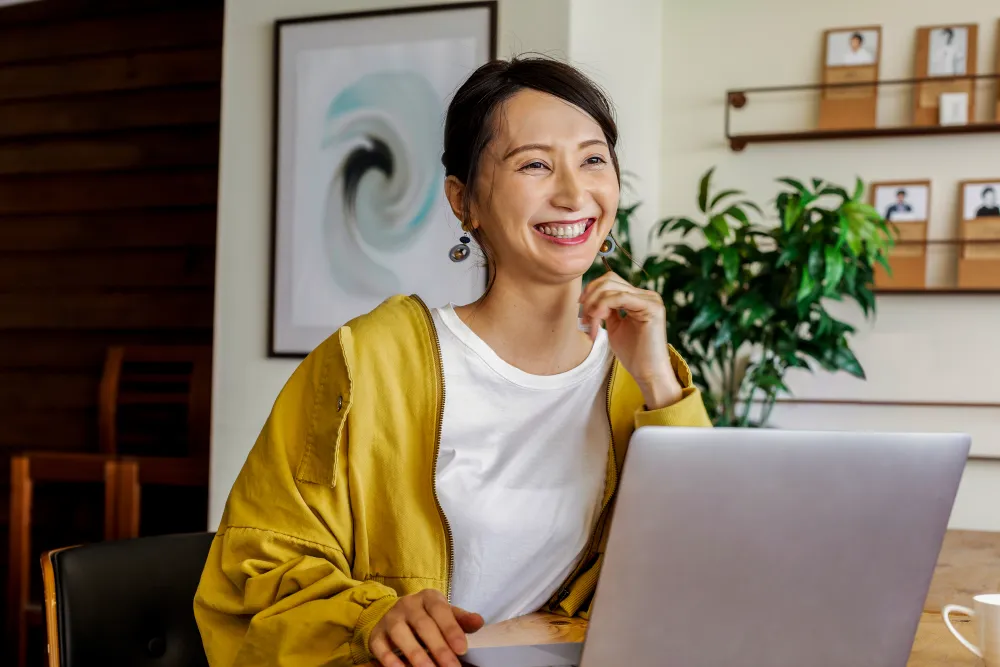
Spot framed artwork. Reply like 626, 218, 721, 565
913, 24, 977, 126
819, 26, 881, 130
957, 179, 1000, 288
824, 27, 880, 68
870, 180, 930, 290
269, 2, 496, 357
874, 181, 930, 224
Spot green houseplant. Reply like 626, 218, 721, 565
587, 169, 895, 426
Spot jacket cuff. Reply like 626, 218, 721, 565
350, 594, 398, 664
635, 386, 712, 428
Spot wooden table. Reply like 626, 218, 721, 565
466, 530, 1000, 666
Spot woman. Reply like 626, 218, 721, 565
194, 56, 711, 667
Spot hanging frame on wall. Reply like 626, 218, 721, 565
268, 2, 496, 357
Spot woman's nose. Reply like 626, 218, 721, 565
551, 169, 586, 211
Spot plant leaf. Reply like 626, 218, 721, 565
853, 177, 865, 202
823, 245, 845, 293
778, 177, 808, 195
709, 188, 743, 210
723, 205, 750, 227
689, 301, 725, 333
834, 345, 865, 379
698, 167, 715, 213
797, 270, 815, 303
722, 247, 740, 282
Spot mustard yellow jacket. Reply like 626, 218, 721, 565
194, 295, 712, 666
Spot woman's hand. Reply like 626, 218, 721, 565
370, 590, 484, 667
580, 271, 683, 410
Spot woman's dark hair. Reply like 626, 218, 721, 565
441, 55, 620, 282
851, 32, 863, 43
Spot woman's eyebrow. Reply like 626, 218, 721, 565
502, 139, 608, 161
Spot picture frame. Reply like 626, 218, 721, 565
819, 26, 882, 130
913, 24, 978, 126
957, 179, 1000, 289
269, 2, 496, 357
870, 180, 931, 290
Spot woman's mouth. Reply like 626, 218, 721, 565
532, 218, 596, 245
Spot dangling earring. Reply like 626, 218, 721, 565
449, 233, 472, 262
598, 234, 616, 257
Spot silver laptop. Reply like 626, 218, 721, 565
463, 426, 970, 667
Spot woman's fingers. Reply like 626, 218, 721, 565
369, 632, 406, 667
424, 597, 471, 656
388, 620, 436, 667
452, 606, 485, 634
412, 607, 461, 667
582, 288, 661, 326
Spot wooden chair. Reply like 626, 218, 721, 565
7, 343, 211, 667
6, 454, 139, 667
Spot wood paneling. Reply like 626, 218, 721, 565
0, 249, 215, 288
0, 87, 220, 139
0, 8, 223, 65
0, 170, 218, 213
0, 2, 221, 652
0, 292, 214, 330
0, 126, 219, 174
0, 48, 222, 102
0, 208, 217, 251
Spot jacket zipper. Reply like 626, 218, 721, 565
413, 295, 455, 602
550, 359, 619, 607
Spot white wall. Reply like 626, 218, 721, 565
568, 0, 665, 259
659, 0, 1000, 530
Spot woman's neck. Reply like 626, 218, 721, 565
454, 273, 595, 376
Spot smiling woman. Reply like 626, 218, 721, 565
194, 55, 712, 667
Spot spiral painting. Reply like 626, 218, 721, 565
270, 3, 495, 356
322, 71, 444, 297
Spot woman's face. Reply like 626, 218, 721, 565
459, 88, 620, 286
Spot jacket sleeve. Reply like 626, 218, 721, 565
633, 345, 713, 428
194, 334, 397, 666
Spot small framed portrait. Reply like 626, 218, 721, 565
927, 25, 970, 76
961, 181, 1000, 220
825, 27, 880, 67
873, 181, 930, 223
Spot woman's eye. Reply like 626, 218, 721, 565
520, 161, 547, 171
585, 155, 607, 165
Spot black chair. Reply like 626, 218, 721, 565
41, 532, 214, 667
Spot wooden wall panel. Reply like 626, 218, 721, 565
0, 48, 222, 102
0, 0, 222, 653
0, 126, 220, 174
0, 8, 223, 64
0, 170, 219, 213
0, 87, 221, 139
0, 209, 217, 251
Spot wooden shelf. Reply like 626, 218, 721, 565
725, 73, 1000, 151
729, 122, 1000, 151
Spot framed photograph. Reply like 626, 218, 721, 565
961, 181, 1000, 220
873, 181, 930, 223
825, 27, 880, 67
958, 180, 1000, 285
913, 24, 977, 126
269, 3, 496, 357
819, 26, 881, 130
927, 25, 969, 77
870, 181, 930, 291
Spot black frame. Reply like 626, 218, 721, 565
268, 2, 498, 358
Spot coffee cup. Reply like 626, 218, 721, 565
943, 593, 1000, 665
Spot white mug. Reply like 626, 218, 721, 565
943, 593, 1000, 665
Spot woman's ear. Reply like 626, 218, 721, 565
444, 176, 467, 226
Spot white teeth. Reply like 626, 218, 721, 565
538, 221, 589, 239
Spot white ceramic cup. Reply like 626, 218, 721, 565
943, 593, 1000, 665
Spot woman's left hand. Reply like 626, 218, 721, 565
580, 271, 683, 410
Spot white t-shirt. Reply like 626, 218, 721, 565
430, 305, 612, 625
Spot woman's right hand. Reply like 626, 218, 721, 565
369, 590, 484, 667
